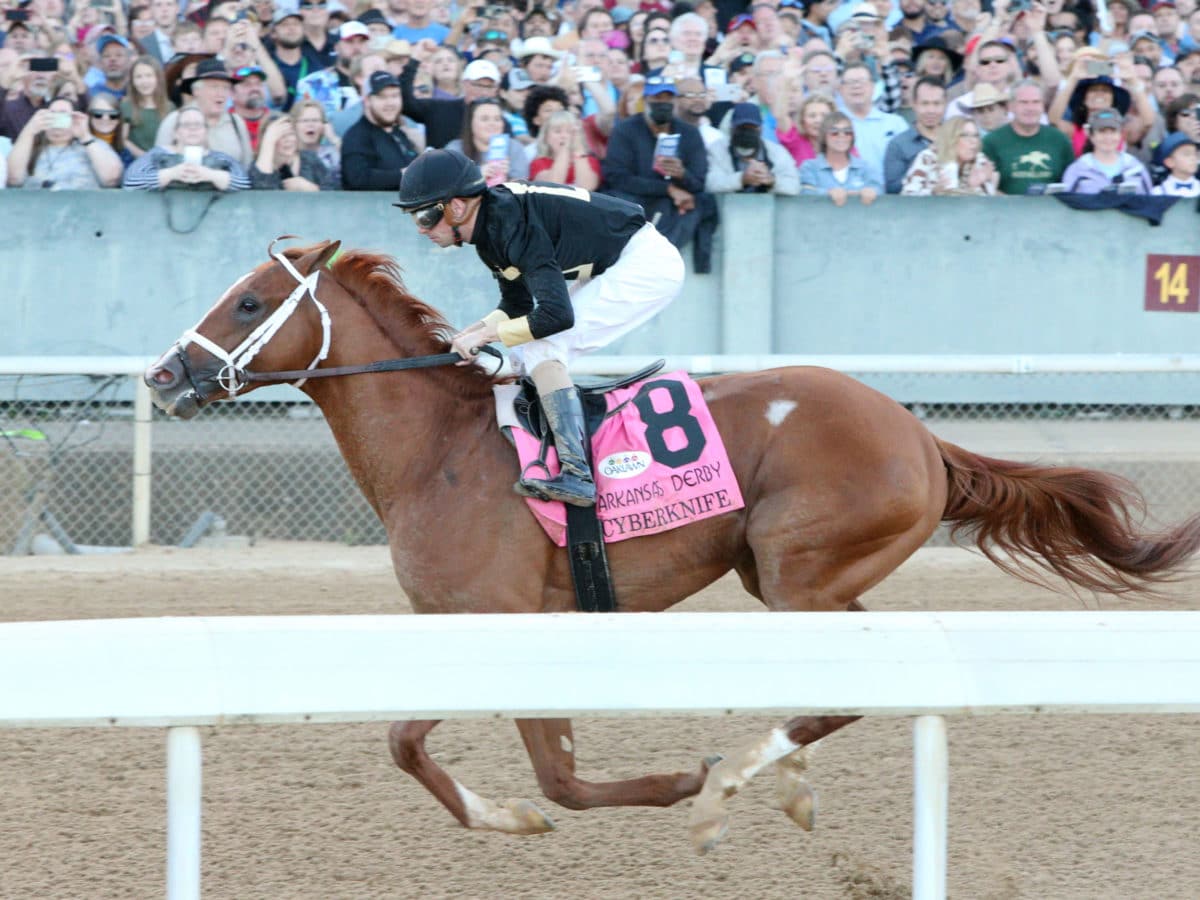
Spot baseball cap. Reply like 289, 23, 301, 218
1089, 107, 1124, 129
610, 5, 634, 23
643, 74, 677, 96
847, 2, 879, 20
1129, 29, 1160, 45
232, 65, 266, 81
727, 12, 756, 32
357, 8, 388, 27
338, 20, 370, 40
730, 102, 762, 127
1150, 0, 1176, 11
463, 58, 501, 82
273, 6, 302, 23
367, 70, 401, 94
728, 51, 757, 74
1158, 130, 1198, 162
96, 34, 132, 54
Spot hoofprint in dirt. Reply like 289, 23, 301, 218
0, 544, 1197, 900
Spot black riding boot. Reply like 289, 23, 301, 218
518, 387, 596, 507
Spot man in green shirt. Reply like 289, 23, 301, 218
982, 79, 1074, 194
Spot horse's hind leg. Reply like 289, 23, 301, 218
388, 720, 555, 835
515, 718, 713, 810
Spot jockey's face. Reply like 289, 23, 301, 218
413, 198, 472, 247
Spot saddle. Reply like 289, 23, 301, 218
512, 360, 667, 442
511, 360, 665, 615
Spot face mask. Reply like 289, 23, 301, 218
647, 100, 674, 125
731, 129, 760, 157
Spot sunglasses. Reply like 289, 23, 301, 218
299, 2, 323, 8
979, 56, 1008, 65
410, 202, 445, 229
90, 110, 120, 119
826, 127, 853, 135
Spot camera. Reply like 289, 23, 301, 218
1084, 59, 1113, 77
52, 112, 71, 129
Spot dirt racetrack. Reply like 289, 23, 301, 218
1, 543, 1198, 900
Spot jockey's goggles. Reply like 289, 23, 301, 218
410, 202, 445, 229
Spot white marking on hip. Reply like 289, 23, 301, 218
766, 399, 797, 427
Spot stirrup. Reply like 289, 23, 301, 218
523, 473, 596, 507
514, 478, 551, 501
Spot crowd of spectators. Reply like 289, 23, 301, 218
2, 0, 1198, 264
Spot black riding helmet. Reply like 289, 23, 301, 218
393, 148, 487, 211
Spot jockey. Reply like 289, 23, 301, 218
394, 148, 685, 508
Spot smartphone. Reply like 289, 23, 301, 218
485, 133, 508, 162
1084, 59, 1113, 77
52, 112, 71, 129
5, 8, 29, 21
574, 65, 601, 83
29, 57, 59, 72
183, 145, 204, 165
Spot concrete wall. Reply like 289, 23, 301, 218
4, 190, 1199, 401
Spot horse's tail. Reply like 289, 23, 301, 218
935, 437, 1200, 595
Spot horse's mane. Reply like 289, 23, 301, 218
283, 244, 502, 398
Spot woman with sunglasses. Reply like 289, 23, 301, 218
901, 115, 998, 194
798, 112, 880, 205
87, 94, 132, 169
393, 147, 685, 508
637, 27, 671, 76
7, 95, 124, 189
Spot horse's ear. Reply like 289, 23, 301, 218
300, 241, 342, 275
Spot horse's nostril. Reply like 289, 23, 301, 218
146, 364, 179, 388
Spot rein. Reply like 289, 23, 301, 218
241, 346, 502, 385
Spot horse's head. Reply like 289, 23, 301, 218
145, 239, 342, 419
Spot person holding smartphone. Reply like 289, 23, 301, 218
7, 96, 124, 189
0, 57, 59, 141
122, 103, 251, 189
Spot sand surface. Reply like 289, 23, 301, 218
1, 543, 1198, 900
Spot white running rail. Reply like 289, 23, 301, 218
2, 610, 1199, 900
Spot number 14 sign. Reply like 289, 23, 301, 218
1145, 255, 1200, 312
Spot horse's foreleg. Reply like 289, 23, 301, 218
515, 718, 711, 810
387, 719, 555, 835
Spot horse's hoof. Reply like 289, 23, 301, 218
689, 814, 729, 855
503, 798, 556, 835
773, 781, 817, 832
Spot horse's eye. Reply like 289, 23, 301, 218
237, 296, 260, 315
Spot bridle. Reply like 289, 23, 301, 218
172, 244, 500, 403
176, 248, 331, 397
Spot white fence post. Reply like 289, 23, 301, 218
913, 715, 948, 900
166, 726, 202, 900
132, 377, 152, 547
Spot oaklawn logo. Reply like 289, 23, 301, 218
599, 451, 652, 480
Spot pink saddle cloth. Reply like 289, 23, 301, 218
510, 371, 745, 547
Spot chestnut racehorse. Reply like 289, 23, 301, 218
145, 241, 1200, 853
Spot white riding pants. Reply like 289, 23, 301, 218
507, 223, 685, 376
